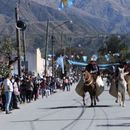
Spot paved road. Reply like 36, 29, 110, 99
0, 83, 130, 130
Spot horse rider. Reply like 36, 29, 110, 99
86, 56, 100, 76
85, 56, 100, 101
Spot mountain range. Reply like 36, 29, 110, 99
31, 0, 130, 34
0, 0, 130, 55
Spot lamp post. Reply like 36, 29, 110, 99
26, 20, 72, 76
51, 35, 55, 77
15, 5, 21, 76
51, 20, 72, 77
15, 2, 27, 77
44, 20, 49, 76
22, 25, 27, 73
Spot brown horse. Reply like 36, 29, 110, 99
82, 70, 97, 106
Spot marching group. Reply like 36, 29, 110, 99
0, 73, 78, 114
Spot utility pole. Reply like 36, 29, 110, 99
51, 35, 55, 77
61, 32, 63, 50
51, 20, 72, 77
15, 4, 21, 77
69, 37, 72, 58
44, 20, 49, 76
22, 30, 26, 72
69, 37, 72, 73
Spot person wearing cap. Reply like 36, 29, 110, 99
85, 56, 100, 78
85, 56, 100, 101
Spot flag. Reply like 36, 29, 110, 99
68, 0, 74, 7
104, 54, 110, 61
56, 56, 64, 74
62, 0, 68, 7
82, 56, 87, 62
59, 0, 74, 10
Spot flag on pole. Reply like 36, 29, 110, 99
104, 54, 110, 61
59, 0, 74, 10
82, 56, 87, 62
56, 56, 64, 74
62, 0, 68, 7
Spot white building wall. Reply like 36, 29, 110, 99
36, 48, 45, 75
26, 52, 36, 73
12, 48, 45, 76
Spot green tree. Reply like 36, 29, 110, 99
0, 37, 16, 77
105, 35, 121, 54
98, 35, 128, 62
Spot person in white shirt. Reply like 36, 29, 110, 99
3, 73, 13, 114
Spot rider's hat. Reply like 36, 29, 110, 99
90, 55, 97, 61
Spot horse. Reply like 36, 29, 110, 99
117, 67, 129, 107
82, 70, 97, 106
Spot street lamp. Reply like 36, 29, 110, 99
21, 24, 27, 73
15, 3, 27, 77
51, 20, 72, 77
31, 20, 72, 77
15, 5, 21, 77
15, 19, 26, 76
44, 20, 49, 76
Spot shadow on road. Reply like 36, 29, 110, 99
39, 104, 114, 110
97, 123, 130, 127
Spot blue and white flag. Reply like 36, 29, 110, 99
104, 54, 110, 61
59, 0, 74, 10
56, 56, 64, 74
82, 56, 87, 62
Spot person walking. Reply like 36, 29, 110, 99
3, 73, 13, 114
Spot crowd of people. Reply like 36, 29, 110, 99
0, 73, 79, 114
1, 55, 129, 114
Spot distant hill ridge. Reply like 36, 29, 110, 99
1, 0, 130, 34
0, 0, 130, 54
32, 0, 130, 33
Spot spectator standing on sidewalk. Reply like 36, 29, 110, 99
40, 78, 47, 98
26, 76, 34, 103
32, 77, 39, 101
19, 79, 27, 103
3, 73, 13, 114
12, 77, 21, 109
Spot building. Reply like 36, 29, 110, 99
12, 48, 45, 76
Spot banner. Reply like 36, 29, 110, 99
56, 56, 64, 74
